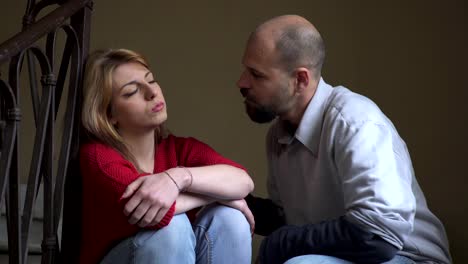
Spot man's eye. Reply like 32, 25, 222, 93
251, 71, 262, 79
149, 80, 157, 84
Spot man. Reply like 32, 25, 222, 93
239, 15, 452, 264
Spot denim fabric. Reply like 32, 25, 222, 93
100, 204, 251, 264
284, 254, 415, 264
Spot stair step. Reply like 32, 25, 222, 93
0, 214, 44, 254
0, 184, 61, 254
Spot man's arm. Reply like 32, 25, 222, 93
257, 120, 412, 264
245, 194, 286, 236
258, 216, 398, 264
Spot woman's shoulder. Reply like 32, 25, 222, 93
79, 140, 139, 180
80, 140, 126, 164
81, 140, 115, 154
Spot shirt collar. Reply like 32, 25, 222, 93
277, 78, 334, 156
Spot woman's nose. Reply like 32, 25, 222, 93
145, 84, 157, 100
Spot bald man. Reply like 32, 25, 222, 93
239, 15, 451, 264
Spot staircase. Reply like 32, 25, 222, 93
0, 185, 62, 263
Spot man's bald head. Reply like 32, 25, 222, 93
250, 15, 325, 78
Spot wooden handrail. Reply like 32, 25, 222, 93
0, 0, 91, 65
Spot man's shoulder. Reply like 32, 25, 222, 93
329, 86, 379, 114
327, 86, 386, 127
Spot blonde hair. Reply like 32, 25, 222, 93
82, 49, 168, 171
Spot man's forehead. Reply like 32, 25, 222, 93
244, 36, 275, 61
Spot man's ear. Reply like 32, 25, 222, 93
294, 67, 310, 94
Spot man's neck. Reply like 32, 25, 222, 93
280, 77, 319, 127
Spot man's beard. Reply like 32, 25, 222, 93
244, 100, 276, 123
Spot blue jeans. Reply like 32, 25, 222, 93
284, 254, 415, 264
100, 204, 252, 264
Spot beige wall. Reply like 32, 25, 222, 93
1, 0, 467, 262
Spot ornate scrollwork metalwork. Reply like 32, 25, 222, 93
0, 1, 92, 263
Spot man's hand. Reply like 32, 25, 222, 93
244, 194, 286, 236
218, 199, 255, 234
121, 172, 179, 227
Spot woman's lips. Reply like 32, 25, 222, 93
152, 102, 165, 112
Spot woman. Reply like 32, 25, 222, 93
80, 49, 254, 264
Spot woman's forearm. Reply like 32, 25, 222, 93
175, 193, 215, 214
168, 165, 254, 200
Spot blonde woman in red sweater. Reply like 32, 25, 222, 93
80, 49, 254, 264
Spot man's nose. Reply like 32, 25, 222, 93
237, 70, 250, 89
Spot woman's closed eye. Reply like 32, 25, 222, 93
123, 87, 139, 97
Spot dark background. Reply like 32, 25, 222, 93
1, 0, 466, 262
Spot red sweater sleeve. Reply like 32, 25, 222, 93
80, 142, 175, 229
174, 137, 246, 170
171, 136, 247, 222
79, 142, 176, 264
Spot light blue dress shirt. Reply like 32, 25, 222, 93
266, 78, 451, 263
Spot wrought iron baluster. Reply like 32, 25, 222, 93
5, 53, 24, 264
41, 73, 55, 264
0, 1, 92, 263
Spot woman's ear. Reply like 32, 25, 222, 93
108, 107, 118, 126
110, 117, 118, 126
294, 68, 310, 94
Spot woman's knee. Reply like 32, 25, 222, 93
197, 204, 251, 240
194, 205, 251, 262
103, 215, 196, 263
134, 214, 195, 251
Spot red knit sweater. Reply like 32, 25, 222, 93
79, 135, 244, 264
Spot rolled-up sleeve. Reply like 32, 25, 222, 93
334, 119, 415, 249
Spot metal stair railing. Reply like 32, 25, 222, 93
0, 1, 92, 263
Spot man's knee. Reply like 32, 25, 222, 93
284, 255, 353, 264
